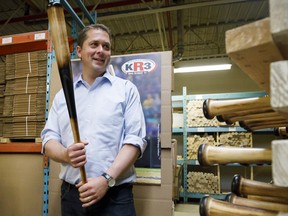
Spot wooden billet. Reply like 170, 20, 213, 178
270, 61, 288, 116
270, 0, 288, 59
225, 17, 283, 93
272, 140, 288, 187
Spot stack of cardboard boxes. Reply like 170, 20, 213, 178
3, 50, 47, 138
0, 60, 5, 136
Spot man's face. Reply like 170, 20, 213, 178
77, 29, 111, 74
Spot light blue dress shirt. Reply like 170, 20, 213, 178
41, 71, 147, 185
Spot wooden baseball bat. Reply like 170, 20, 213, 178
231, 174, 288, 201
220, 110, 282, 124
240, 121, 288, 131
197, 144, 271, 166
203, 96, 271, 119
47, 3, 87, 183
274, 127, 288, 137
199, 195, 278, 216
240, 118, 288, 126
226, 193, 288, 212
244, 124, 288, 131
247, 195, 288, 205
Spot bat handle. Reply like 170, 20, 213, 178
80, 167, 87, 183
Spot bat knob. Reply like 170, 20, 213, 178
225, 193, 235, 202
197, 144, 207, 166
199, 195, 209, 216
216, 115, 225, 122
239, 121, 251, 131
231, 174, 242, 196
273, 128, 280, 136
203, 99, 213, 119
217, 115, 233, 125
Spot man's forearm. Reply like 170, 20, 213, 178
106, 144, 140, 180
44, 139, 69, 164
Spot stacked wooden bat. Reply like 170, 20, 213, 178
274, 127, 288, 138
203, 96, 288, 131
199, 174, 288, 216
197, 143, 288, 215
47, 2, 87, 182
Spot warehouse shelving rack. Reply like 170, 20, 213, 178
0, 28, 75, 215
172, 86, 272, 202
0, 1, 97, 215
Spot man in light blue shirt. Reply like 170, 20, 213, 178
41, 23, 147, 216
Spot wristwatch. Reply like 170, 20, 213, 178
102, 173, 116, 187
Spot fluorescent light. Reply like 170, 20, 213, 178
174, 64, 232, 73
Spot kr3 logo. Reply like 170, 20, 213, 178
121, 59, 156, 75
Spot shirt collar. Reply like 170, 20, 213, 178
75, 71, 115, 88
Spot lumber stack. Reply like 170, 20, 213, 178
187, 171, 218, 194
187, 134, 216, 160
187, 100, 220, 127
218, 132, 252, 148
2, 50, 47, 138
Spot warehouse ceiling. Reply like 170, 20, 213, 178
0, 0, 269, 62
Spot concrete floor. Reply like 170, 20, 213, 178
174, 203, 200, 216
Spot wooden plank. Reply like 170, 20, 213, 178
270, 61, 288, 115
225, 17, 284, 94
272, 140, 288, 187
270, 0, 288, 59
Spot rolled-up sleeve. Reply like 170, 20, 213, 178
123, 83, 147, 158
41, 95, 61, 153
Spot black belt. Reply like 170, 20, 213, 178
62, 180, 132, 191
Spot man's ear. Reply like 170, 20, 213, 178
76, 45, 82, 59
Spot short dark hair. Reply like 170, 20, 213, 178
77, 23, 112, 47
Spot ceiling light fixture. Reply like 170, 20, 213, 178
174, 64, 232, 73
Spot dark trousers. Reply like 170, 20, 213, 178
61, 181, 136, 216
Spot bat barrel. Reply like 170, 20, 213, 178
222, 110, 281, 125
202, 97, 271, 119
199, 195, 278, 216
197, 144, 271, 166
226, 193, 288, 212
231, 174, 288, 200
